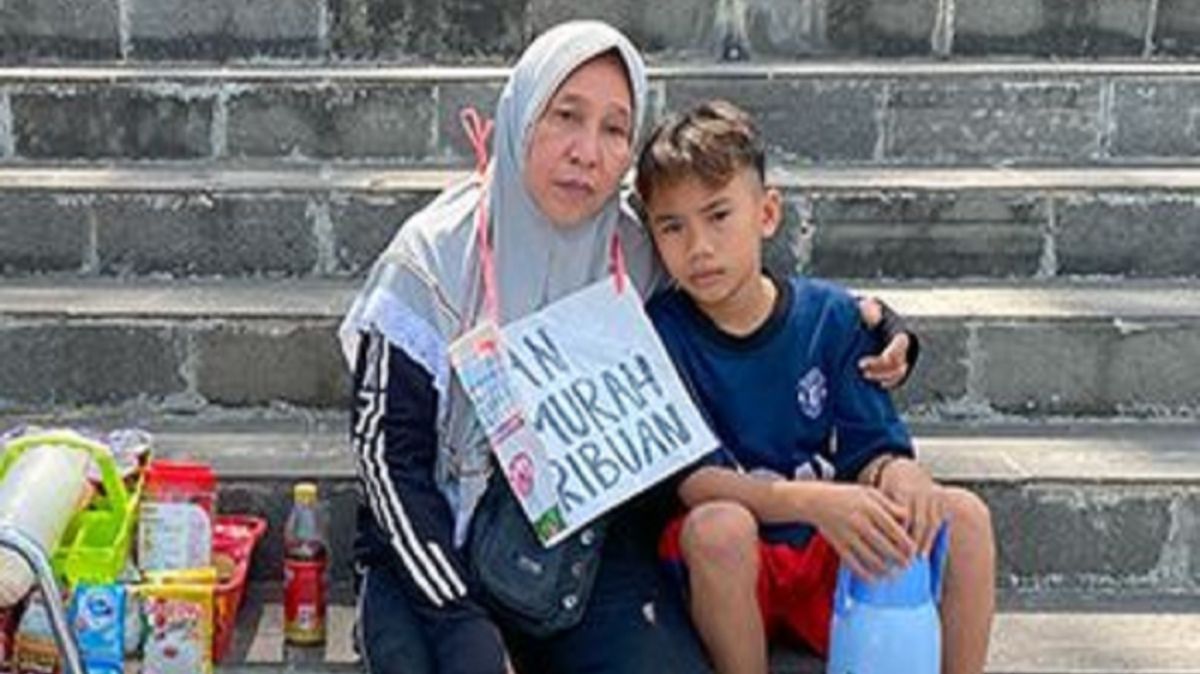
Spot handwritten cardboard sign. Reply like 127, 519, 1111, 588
451, 276, 717, 546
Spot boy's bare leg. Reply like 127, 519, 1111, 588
680, 502, 768, 674
938, 487, 996, 674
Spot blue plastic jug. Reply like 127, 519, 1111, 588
827, 523, 949, 674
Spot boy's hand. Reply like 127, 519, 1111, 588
803, 482, 916, 580
877, 459, 946, 557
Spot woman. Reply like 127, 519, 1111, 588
339, 21, 912, 674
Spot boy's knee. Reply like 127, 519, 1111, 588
943, 487, 993, 545
679, 502, 758, 573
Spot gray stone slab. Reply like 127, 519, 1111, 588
140, 420, 1200, 489
0, 165, 458, 194
824, 0, 939, 57
331, 0, 527, 61
979, 323, 1118, 416
986, 610, 1200, 673
1153, 0, 1200, 56
0, 0, 120, 61
11, 87, 214, 160
1188, 493, 1200, 587
10, 163, 1200, 195
530, 0, 717, 57
1111, 79, 1200, 159
195, 323, 347, 408
95, 194, 317, 277
132, 420, 1200, 486
863, 283, 1200, 320
892, 321, 969, 413
128, 0, 323, 60
769, 164, 1200, 192
809, 192, 1046, 278
329, 193, 431, 275
954, 0, 1150, 56
0, 193, 87, 274
1109, 324, 1200, 416
154, 430, 351, 479
667, 80, 881, 162
0, 323, 186, 408
331, 0, 445, 60
917, 425, 1200, 484
885, 79, 1103, 164
5, 279, 1200, 322
0, 279, 352, 319
218, 597, 1200, 672
979, 321, 1118, 414
237, 601, 357, 664
978, 322, 1200, 416
1056, 194, 1200, 277
742, 0, 828, 58
986, 485, 1173, 583
226, 85, 435, 161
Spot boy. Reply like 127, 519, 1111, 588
636, 101, 996, 674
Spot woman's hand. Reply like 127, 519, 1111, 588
859, 331, 911, 389
877, 458, 946, 557
802, 482, 915, 580
856, 298, 912, 389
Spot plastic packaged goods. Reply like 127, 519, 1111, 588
68, 585, 124, 674
0, 445, 92, 607
138, 461, 216, 572
138, 576, 214, 674
283, 483, 327, 646
13, 592, 60, 674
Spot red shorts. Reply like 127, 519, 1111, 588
658, 515, 840, 657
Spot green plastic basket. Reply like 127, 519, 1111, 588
0, 430, 143, 587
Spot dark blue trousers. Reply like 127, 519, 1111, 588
356, 527, 712, 674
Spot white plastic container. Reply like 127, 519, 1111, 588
0, 444, 92, 607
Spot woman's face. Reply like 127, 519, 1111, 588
524, 54, 634, 228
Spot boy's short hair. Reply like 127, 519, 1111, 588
635, 99, 766, 208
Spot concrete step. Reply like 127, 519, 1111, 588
3, 164, 1200, 280
1, 279, 1198, 419
6, 416, 1200, 593
4, 62, 1200, 166
2, 0, 1197, 63
206, 587, 1200, 673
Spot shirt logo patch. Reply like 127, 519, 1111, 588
796, 367, 827, 419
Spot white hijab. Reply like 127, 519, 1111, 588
338, 21, 658, 544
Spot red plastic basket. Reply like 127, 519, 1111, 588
212, 515, 267, 662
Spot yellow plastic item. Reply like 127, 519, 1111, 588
294, 482, 317, 506
145, 567, 219, 586
0, 430, 144, 587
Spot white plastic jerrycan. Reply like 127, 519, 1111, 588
827, 522, 949, 674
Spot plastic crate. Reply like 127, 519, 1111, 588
0, 430, 143, 587
212, 515, 267, 662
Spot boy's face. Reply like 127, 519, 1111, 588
644, 168, 782, 313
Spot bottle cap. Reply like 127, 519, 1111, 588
294, 482, 318, 505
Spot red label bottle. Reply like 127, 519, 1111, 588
283, 482, 326, 645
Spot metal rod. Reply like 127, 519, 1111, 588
0, 525, 85, 674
